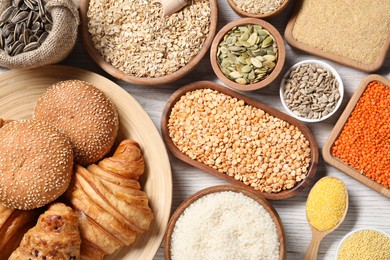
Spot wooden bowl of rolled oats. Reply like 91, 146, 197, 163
79, 0, 218, 86
210, 18, 286, 91
227, 0, 290, 19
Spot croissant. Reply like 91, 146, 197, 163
65, 140, 154, 259
0, 205, 41, 259
9, 203, 81, 260
0, 118, 12, 128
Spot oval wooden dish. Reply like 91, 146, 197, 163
210, 18, 286, 91
161, 81, 319, 200
164, 185, 286, 260
227, 0, 290, 19
323, 74, 390, 199
79, 0, 218, 86
0, 65, 173, 260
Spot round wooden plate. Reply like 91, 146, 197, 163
164, 185, 286, 260
0, 65, 172, 260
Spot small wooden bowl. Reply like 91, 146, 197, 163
210, 18, 286, 91
323, 74, 390, 199
164, 185, 286, 260
79, 0, 218, 86
227, 0, 290, 19
161, 81, 319, 200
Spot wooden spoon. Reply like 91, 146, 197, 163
303, 178, 349, 260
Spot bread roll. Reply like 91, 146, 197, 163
33, 79, 119, 165
0, 119, 74, 210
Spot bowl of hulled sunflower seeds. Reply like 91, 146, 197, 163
279, 59, 344, 123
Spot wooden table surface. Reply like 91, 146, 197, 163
2, 0, 389, 259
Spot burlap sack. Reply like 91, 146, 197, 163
0, 0, 79, 69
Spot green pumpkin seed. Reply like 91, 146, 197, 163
261, 36, 273, 48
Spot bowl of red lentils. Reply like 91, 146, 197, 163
227, 0, 290, 19
280, 59, 344, 123
323, 74, 390, 198
336, 228, 390, 260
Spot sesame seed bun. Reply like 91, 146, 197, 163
33, 80, 119, 165
0, 119, 74, 210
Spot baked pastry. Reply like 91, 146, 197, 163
9, 202, 81, 259
0, 119, 74, 210
0, 118, 12, 127
65, 140, 154, 259
0, 205, 41, 260
33, 79, 119, 165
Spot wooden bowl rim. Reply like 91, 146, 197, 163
322, 74, 390, 198
161, 80, 319, 200
210, 18, 286, 91
79, 0, 219, 86
226, 0, 290, 19
163, 185, 286, 260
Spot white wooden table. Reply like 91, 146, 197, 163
4, 0, 390, 259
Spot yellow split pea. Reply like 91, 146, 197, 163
306, 177, 347, 231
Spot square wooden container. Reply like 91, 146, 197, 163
284, 0, 390, 73
322, 74, 390, 198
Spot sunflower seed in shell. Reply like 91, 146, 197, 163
24, 0, 35, 10
23, 41, 39, 52
11, 41, 24, 55
11, 11, 28, 25
13, 0, 24, 8
0, 6, 15, 22
29, 35, 38, 42
30, 21, 40, 31
38, 30, 48, 43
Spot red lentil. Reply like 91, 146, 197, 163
332, 81, 390, 188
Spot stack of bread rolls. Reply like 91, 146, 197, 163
0, 80, 153, 259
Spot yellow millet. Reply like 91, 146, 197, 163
306, 177, 347, 231
338, 230, 390, 260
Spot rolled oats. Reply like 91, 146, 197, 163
87, 0, 211, 78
